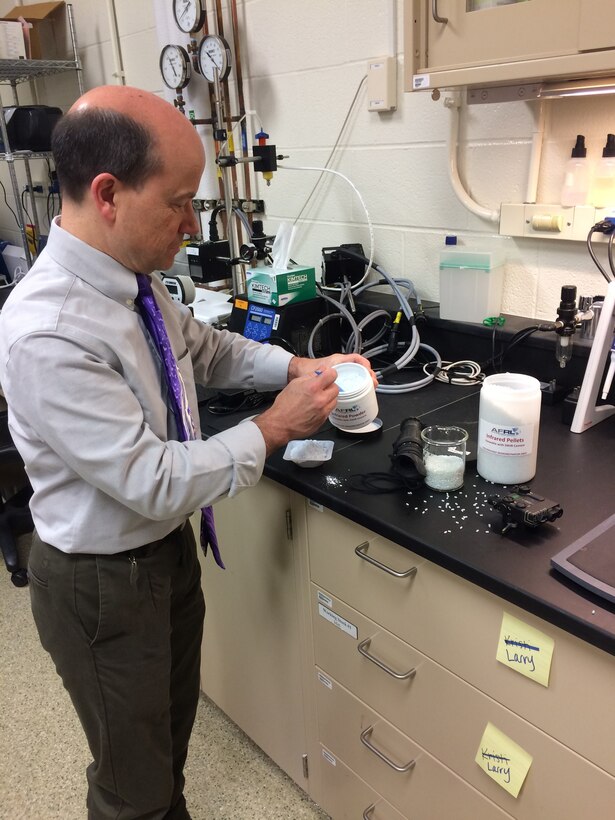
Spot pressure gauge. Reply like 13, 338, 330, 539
159, 44, 191, 90
172, 0, 206, 34
197, 34, 232, 83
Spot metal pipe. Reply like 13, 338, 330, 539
0, 88, 32, 267
525, 100, 546, 203
105, 0, 125, 85
230, 0, 252, 209
214, 0, 238, 200
67, 3, 85, 94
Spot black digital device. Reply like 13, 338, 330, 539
488, 486, 563, 535
227, 295, 337, 357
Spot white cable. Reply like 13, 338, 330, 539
278, 163, 374, 290
293, 75, 367, 228
423, 359, 484, 386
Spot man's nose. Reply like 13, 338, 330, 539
182, 203, 200, 237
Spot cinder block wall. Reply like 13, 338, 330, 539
1, 0, 611, 321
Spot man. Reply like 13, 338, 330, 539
0, 86, 375, 820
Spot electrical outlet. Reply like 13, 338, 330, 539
25, 180, 45, 195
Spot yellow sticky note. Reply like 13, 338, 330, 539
496, 612, 554, 687
475, 722, 533, 798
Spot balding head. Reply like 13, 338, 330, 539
51, 86, 205, 272
53, 85, 204, 204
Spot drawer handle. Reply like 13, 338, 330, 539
360, 725, 416, 773
358, 637, 417, 680
363, 805, 376, 820
432, 0, 448, 24
354, 542, 418, 579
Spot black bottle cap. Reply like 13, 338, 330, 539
561, 285, 577, 305
571, 134, 586, 158
602, 134, 615, 157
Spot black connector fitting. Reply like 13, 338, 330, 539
390, 417, 426, 482
592, 219, 615, 234
253, 144, 277, 174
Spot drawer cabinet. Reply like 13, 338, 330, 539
318, 747, 405, 820
199, 480, 309, 787
312, 585, 615, 819
315, 670, 512, 820
307, 505, 615, 777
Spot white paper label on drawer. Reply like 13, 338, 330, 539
496, 612, 554, 687
317, 590, 333, 608
475, 722, 533, 799
322, 747, 337, 767
317, 671, 333, 689
318, 604, 358, 639
308, 499, 323, 511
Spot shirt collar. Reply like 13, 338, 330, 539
44, 217, 139, 305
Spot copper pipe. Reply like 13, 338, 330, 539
230, 0, 252, 213
202, 8, 226, 205
214, 0, 239, 201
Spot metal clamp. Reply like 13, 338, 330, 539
358, 638, 417, 680
363, 805, 376, 820
354, 542, 418, 578
432, 0, 448, 24
360, 725, 416, 773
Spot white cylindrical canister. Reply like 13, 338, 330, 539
477, 373, 541, 484
329, 363, 378, 431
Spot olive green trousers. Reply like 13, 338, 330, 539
28, 523, 205, 819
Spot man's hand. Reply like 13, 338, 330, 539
254, 366, 340, 456
288, 353, 378, 388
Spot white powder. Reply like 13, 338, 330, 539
424, 453, 465, 491
335, 370, 365, 393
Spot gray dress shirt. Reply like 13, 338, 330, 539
0, 219, 293, 554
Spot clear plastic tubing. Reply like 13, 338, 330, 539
477, 373, 541, 485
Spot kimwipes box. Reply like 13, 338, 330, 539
246, 265, 316, 307
2, 2, 65, 60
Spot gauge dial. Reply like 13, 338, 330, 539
172, 0, 206, 34
159, 44, 191, 90
197, 34, 232, 83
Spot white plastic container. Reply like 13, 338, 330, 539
477, 373, 541, 485
329, 363, 378, 432
591, 134, 615, 209
560, 135, 590, 207
439, 250, 504, 324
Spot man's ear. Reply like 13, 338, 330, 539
90, 173, 119, 224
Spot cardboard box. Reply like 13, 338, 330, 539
246, 265, 316, 307
0, 21, 26, 59
2, 2, 65, 60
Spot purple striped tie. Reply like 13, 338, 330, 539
135, 273, 224, 569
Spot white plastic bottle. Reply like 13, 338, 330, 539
591, 134, 615, 209
477, 373, 541, 484
560, 134, 590, 207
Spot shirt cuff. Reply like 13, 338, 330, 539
253, 345, 293, 391
210, 419, 267, 496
